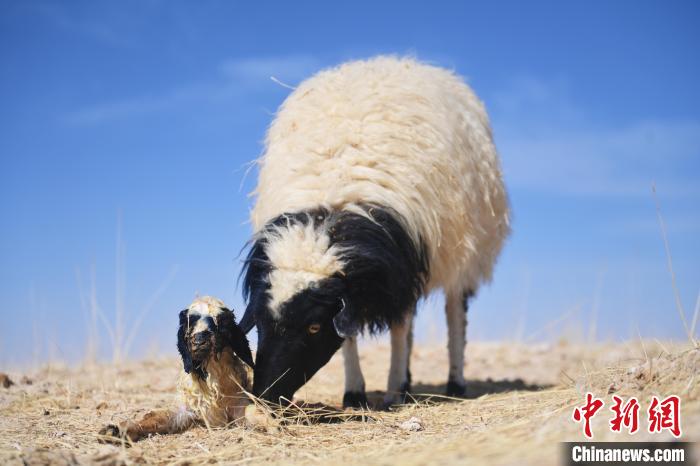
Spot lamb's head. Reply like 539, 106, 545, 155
177, 296, 254, 380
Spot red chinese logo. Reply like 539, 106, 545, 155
572, 394, 682, 438
648, 395, 681, 437
573, 392, 604, 438
609, 395, 640, 434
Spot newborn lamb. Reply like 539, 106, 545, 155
99, 296, 255, 442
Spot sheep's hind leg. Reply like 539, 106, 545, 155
383, 312, 413, 409
99, 408, 198, 442
406, 313, 413, 390
445, 290, 472, 397
342, 336, 368, 409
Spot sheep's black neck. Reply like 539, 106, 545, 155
242, 204, 429, 334
327, 205, 428, 332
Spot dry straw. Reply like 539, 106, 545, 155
1, 340, 697, 465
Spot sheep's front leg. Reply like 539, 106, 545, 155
99, 408, 198, 442
445, 290, 472, 397
383, 312, 413, 408
342, 336, 368, 409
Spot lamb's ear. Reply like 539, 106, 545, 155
333, 297, 360, 338
217, 308, 255, 368
177, 309, 193, 373
239, 304, 256, 334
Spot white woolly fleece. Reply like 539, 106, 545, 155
188, 296, 226, 333
251, 56, 510, 300
263, 221, 345, 315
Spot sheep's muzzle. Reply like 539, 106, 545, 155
189, 330, 214, 363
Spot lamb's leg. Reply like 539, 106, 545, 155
99, 408, 198, 442
383, 312, 413, 408
342, 336, 368, 409
445, 290, 472, 397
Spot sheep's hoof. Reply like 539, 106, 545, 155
381, 382, 412, 410
343, 391, 369, 410
400, 381, 412, 398
381, 397, 401, 411
97, 425, 131, 445
98, 425, 120, 438
446, 380, 466, 397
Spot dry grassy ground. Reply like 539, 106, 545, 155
1, 340, 697, 465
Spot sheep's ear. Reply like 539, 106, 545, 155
177, 309, 193, 373
333, 297, 360, 338
239, 304, 256, 334
217, 308, 255, 368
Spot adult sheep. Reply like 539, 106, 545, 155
240, 56, 510, 408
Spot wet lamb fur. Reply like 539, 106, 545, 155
99, 297, 254, 442
240, 56, 510, 409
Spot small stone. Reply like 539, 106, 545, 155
21, 376, 33, 385
399, 416, 424, 432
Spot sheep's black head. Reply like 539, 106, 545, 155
240, 205, 426, 405
241, 280, 347, 405
177, 296, 254, 380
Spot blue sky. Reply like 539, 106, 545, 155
1, 1, 699, 364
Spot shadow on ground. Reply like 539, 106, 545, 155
416, 378, 551, 399
365, 378, 552, 409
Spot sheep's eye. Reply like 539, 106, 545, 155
308, 323, 321, 334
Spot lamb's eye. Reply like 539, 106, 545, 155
308, 323, 321, 334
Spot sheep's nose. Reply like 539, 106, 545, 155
190, 331, 213, 360
193, 331, 211, 345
